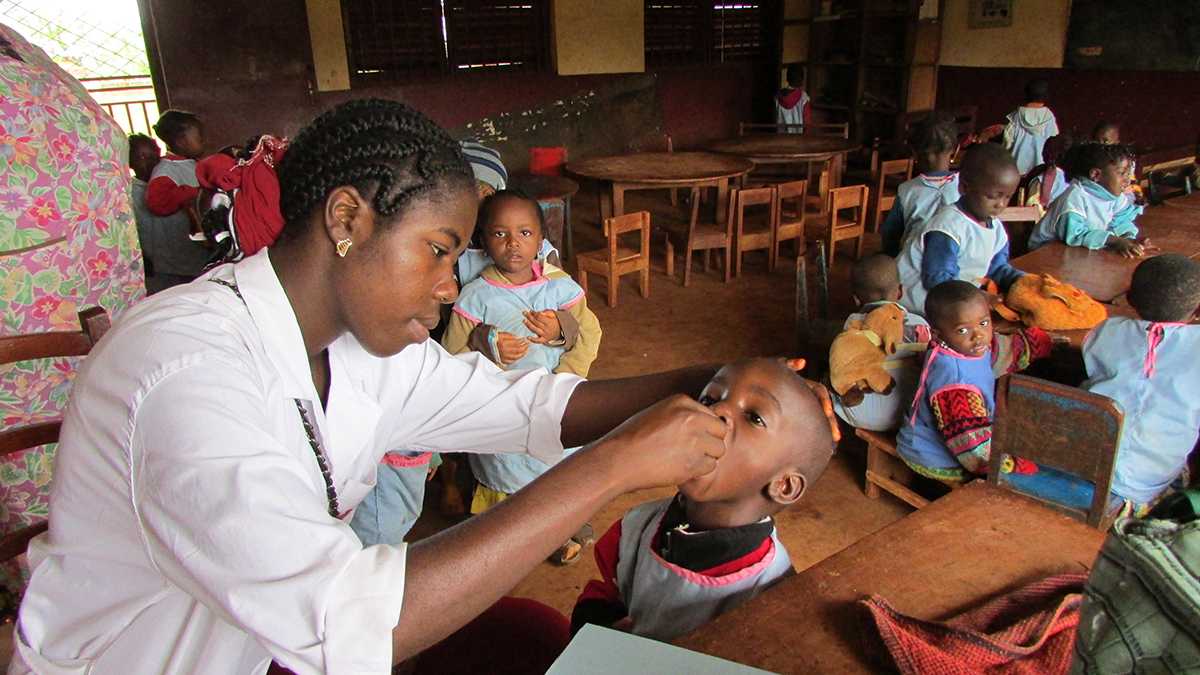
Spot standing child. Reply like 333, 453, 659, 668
144, 109, 209, 291
897, 281, 1052, 481
832, 255, 931, 431
443, 190, 602, 562
1003, 79, 1059, 175
1081, 255, 1200, 512
775, 64, 810, 133
571, 358, 835, 642
881, 111, 960, 256
1027, 142, 1147, 256
897, 143, 1025, 316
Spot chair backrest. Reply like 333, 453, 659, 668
830, 184, 869, 228
989, 374, 1124, 528
738, 122, 805, 136
603, 210, 651, 258
776, 179, 808, 226
875, 158, 914, 197
808, 122, 850, 139
0, 306, 110, 561
529, 146, 568, 176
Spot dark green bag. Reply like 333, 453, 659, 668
1071, 490, 1200, 673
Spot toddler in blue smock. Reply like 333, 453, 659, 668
881, 111, 960, 257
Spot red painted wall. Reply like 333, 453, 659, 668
937, 66, 1199, 151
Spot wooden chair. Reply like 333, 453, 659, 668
738, 122, 805, 136
859, 430, 932, 509
0, 307, 110, 561
989, 374, 1126, 530
806, 184, 868, 273
732, 186, 779, 276
577, 210, 651, 308
794, 241, 842, 379
665, 186, 735, 287
998, 205, 1042, 257
774, 179, 808, 261
871, 158, 913, 232
807, 122, 850, 139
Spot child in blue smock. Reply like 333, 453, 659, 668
882, 111, 960, 257
1003, 79, 1059, 175
443, 190, 602, 563
1028, 142, 1147, 256
898, 281, 1052, 482
1024, 134, 1073, 215
833, 255, 930, 431
897, 143, 1026, 316
1081, 255, 1200, 512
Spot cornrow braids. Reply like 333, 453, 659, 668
276, 99, 473, 235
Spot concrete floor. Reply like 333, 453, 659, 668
411, 182, 912, 619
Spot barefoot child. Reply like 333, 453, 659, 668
881, 112, 960, 257
571, 358, 836, 641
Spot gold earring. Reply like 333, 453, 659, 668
335, 238, 352, 258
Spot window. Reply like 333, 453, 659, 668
644, 1, 774, 67
342, 0, 549, 80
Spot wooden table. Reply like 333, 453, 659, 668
708, 135, 861, 202
508, 174, 580, 259
566, 152, 753, 223
676, 482, 1105, 674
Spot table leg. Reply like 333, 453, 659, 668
830, 152, 845, 189
715, 178, 731, 223
598, 182, 614, 222
612, 184, 626, 219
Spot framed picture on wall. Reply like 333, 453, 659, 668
968, 0, 1013, 29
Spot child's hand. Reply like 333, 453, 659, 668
1138, 237, 1160, 255
495, 332, 529, 365
1108, 236, 1144, 259
523, 310, 563, 345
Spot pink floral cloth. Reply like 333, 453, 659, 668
0, 24, 144, 612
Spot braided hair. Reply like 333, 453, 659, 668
276, 99, 473, 236
907, 111, 958, 157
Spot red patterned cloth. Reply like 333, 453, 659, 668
862, 573, 1086, 675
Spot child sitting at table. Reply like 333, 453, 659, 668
1024, 133, 1073, 214
882, 111, 960, 256
897, 281, 1053, 481
1003, 79, 1059, 175
897, 143, 1026, 316
1026, 142, 1147, 257
775, 63, 810, 133
1080, 254, 1200, 512
570, 358, 835, 642
444, 190, 602, 561
833, 255, 931, 431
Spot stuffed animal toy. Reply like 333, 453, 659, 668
829, 303, 908, 402
994, 273, 1107, 330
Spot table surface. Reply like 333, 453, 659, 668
507, 173, 580, 201
708, 135, 861, 160
565, 152, 753, 185
676, 482, 1106, 674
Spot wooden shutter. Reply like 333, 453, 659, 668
712, 2, 770, 62
444, 1, 549, 72
343, 0, 447, 79
645, 1, 709, 67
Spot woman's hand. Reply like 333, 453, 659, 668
595, 394, 729, 491
523, 310, 562, 345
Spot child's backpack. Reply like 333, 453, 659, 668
196, 135, 289, 268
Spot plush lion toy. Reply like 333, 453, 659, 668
994, 273, 1107, 330
829, 303, 907, 402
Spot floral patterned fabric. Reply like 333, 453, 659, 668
0, 24, 145, 614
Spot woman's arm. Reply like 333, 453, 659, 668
559, 365, 718, 447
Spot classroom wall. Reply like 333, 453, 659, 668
939, 0, 1070, 68
140, 0, 762, 170
552, 0, 644, 75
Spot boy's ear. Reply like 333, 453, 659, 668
892, 284, 904, 302
1089, 167, 1103, 182
767, 470, 807, 506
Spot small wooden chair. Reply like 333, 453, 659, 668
989, 374, 1127, 530
807, 122, 850, 139
665, 186, 735, 287
0, 307, 110, 561
774, 179, 808, 261
871, 158, 913, 232
577, 210, 651, 308
732, 186, 779, 276
859, 428, 967, 509
806, 184, 868, 273
738, 122, 805, 136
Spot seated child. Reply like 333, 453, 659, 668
775, 64, 810, 133
882, 111, 960, 256
897, 281, 1053, 481
1081, 254, 1200, 512
1024, 133, 1073, 214
446, 190, 602, 558
1092, 120, 1120, 145
140, 112, 211, 292
1003, 79, 1059, 175
1027, 142, 1147, 256
571, 358, 835, 642
897, 143, 1026, 316
832, 255, 931, 431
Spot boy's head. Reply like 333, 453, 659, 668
1041, 133, 1073, 166
1067, 142, 1134, 196
477, 190, 545, 278
1092, 121, 1120, 145
1024, 79, 1049, 104
128, 133, 161, 182
681, 359, 835, 517
785, 63, 802, 88
958, 143, 1020, 222
153, 109, 205, 159
907, 111, 958, 173
851, 254, 902, 305
925, 280, 992, 357
1128, 254, 1200, 323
